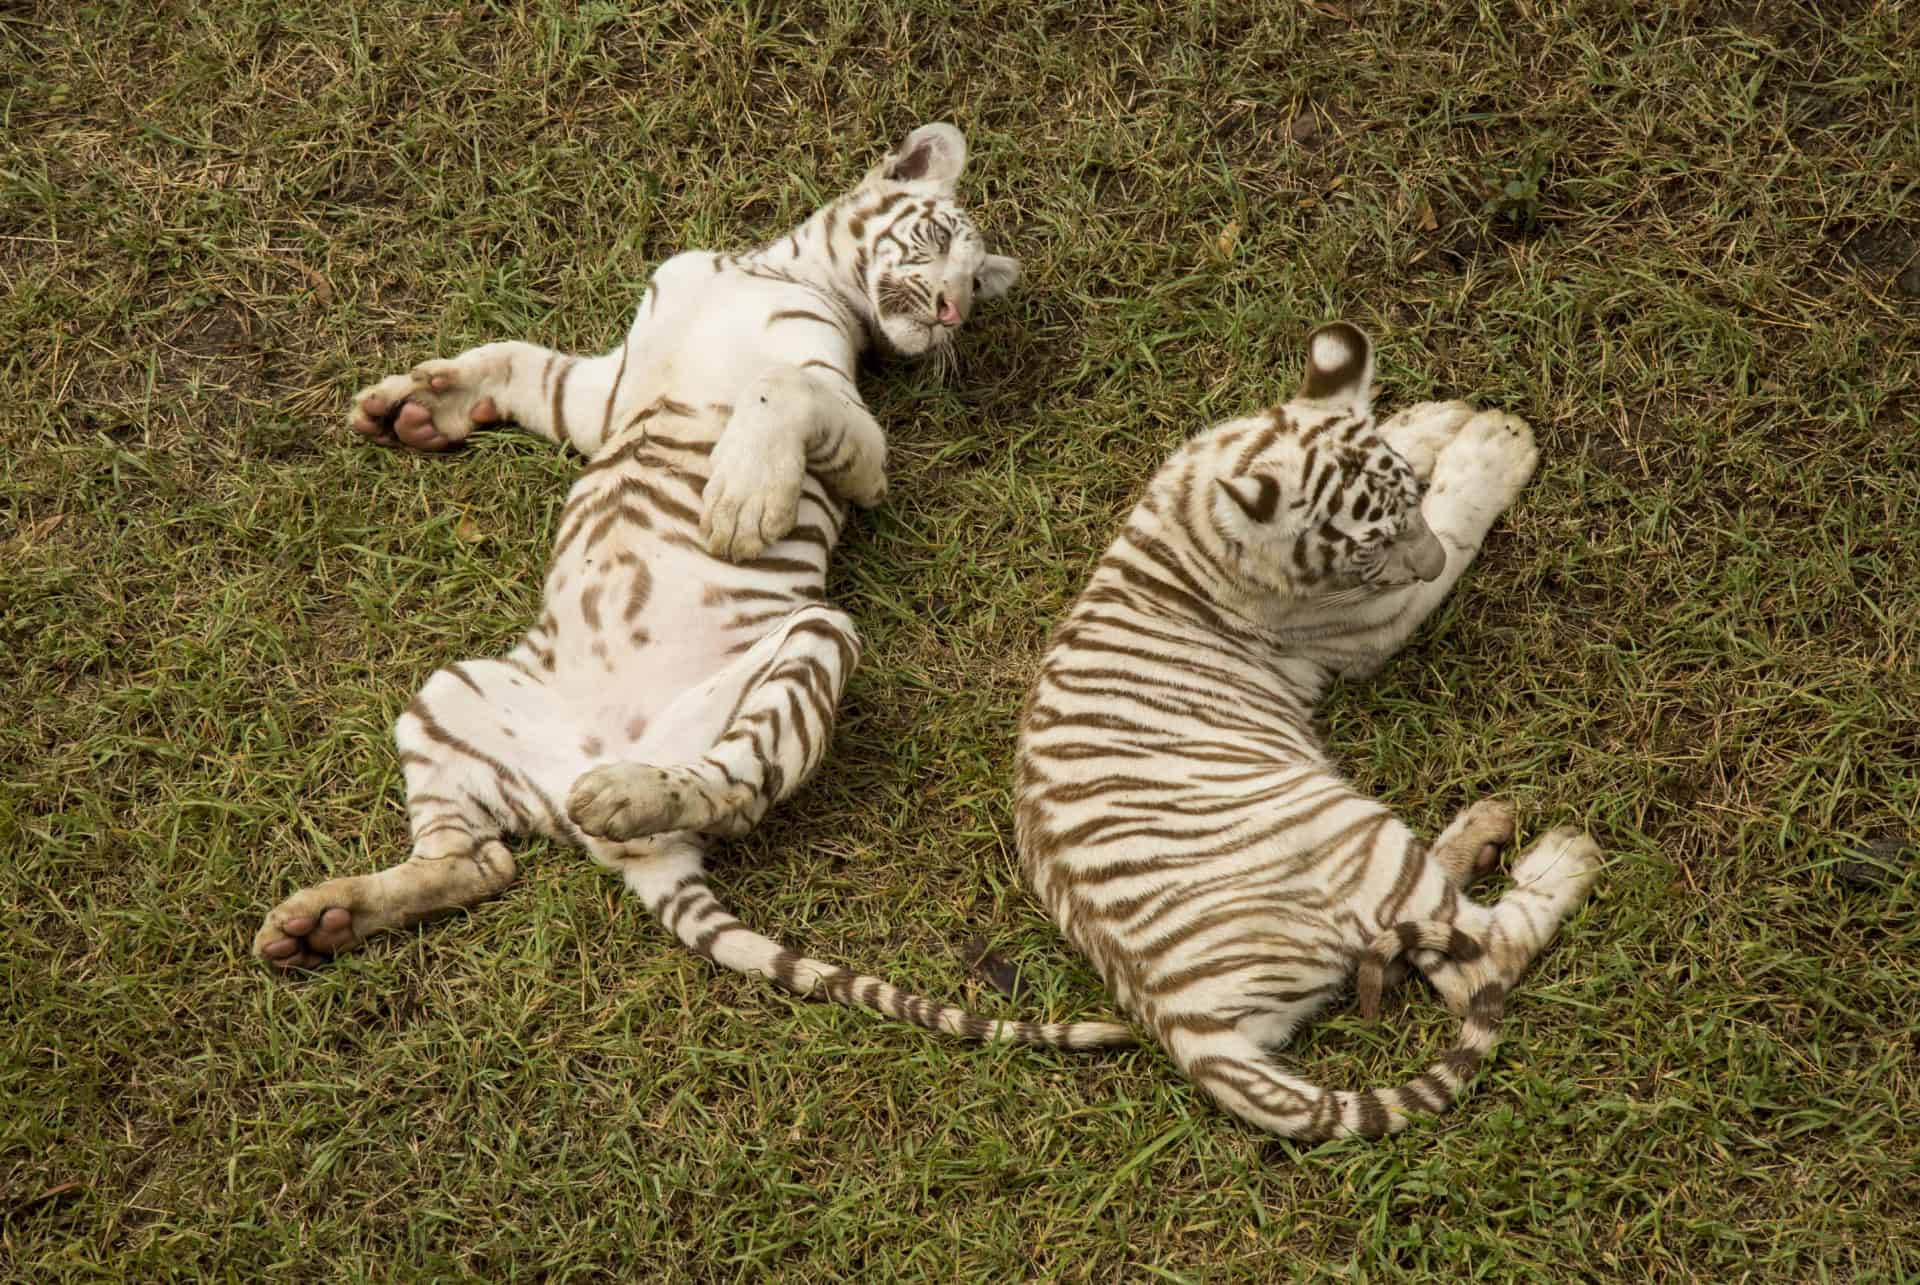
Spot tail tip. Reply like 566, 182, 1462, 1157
1024, 1019, 1135, 1049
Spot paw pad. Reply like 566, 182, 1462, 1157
348, 364, 498, 452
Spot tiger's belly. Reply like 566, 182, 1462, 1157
527, 417, 844, 761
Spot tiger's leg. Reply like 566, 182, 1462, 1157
350, 337, 635, 458
253, 654, 579, 967
1416, 826, 1602, 1016
565, 605, 859, 842
700, 366, 887, 560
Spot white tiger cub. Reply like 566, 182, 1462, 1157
253, 123, 1131, 1050
1016, 322, 1602, 1137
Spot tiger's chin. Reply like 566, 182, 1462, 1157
874, 316, 957, 361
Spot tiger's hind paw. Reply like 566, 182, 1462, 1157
569, 764, 678, 840
1433, 799, 1517, 885
349, 360, 503, 451
253, 881, 371, 969
568, 763, 751, 841
1509, 825, 1602, 912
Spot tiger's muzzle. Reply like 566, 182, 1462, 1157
1384, 514, 1447, 584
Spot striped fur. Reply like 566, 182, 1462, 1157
1015, 322, 1602, 1139
255, 123, 1128, 1050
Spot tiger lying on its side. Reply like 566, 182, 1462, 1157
254, 122, 1131, 1051
1016, 322, 1601, 1138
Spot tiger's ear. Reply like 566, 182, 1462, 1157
870, 122, 968, 194
1214, 474, 1283, 527
974, 254, 1020, 302
1297, 321, 1374, 411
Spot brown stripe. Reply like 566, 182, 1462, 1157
1401, 1073, 1449, 1114
600, 339, 632, 443
550, 357, 575, 439
768, 309, 843, 333
623, 561, 653, 621
1355, 1090, 1389, 1136
1233, 418, 1282, 473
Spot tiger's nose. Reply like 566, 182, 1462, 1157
936, 293, 963, 327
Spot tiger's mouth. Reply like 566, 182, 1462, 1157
875, 276, 968, 344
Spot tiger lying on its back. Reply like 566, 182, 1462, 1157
1016, 322, 1601, 1139
253, 122, 1130, 1050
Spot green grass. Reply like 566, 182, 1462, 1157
4, 0, 1917, 1279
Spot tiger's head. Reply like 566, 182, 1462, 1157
1209, 323, 1446, 599
847, 123, 1020, 359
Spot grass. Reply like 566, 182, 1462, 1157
3, 0, 1917, 1279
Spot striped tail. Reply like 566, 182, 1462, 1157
623, 852, 1134, 1050
1161, 921, 1506, 1141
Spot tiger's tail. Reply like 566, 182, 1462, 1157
622, 849, 1135, 1050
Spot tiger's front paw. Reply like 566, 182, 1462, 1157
701, 431, 807, 560
1428, 411, 1538, 525
1377, 401, 1476, 481
349, 356, 505, 451
835, 454, 888, 509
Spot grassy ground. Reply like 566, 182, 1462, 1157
3, 0, 1917, 1279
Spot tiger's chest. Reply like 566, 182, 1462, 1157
527, 263, 861, 700
624, 255, 862, 405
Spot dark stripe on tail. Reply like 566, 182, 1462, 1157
1353, 918, 1484, 1021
